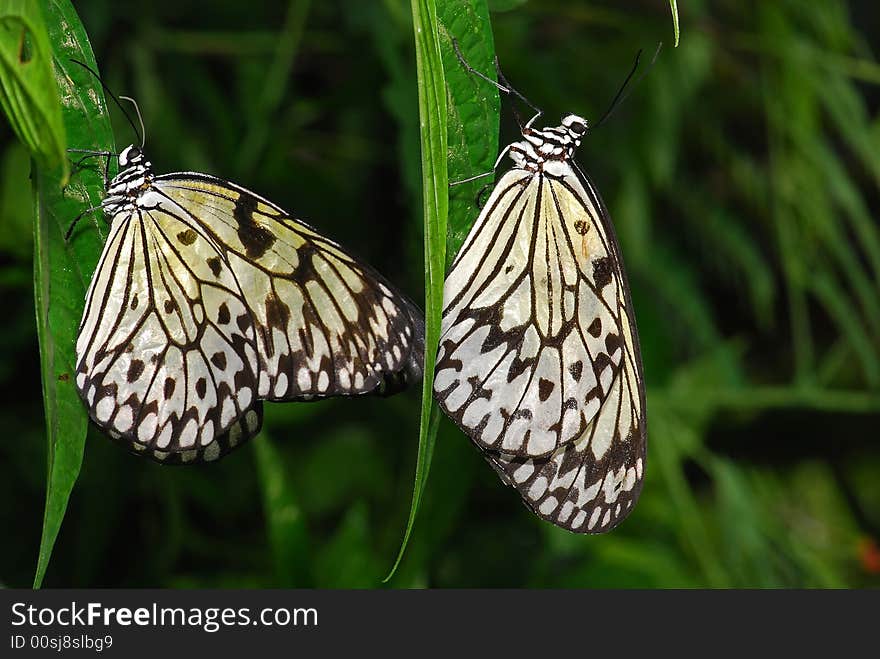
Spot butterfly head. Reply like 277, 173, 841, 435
118, 144, 149, 169
560, 114, 589, 144
510, 114, 589, 171
103, 145, 154, 216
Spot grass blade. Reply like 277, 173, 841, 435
386, 0, 499, 581
668, 0, 680, 47
385, 0, 448, 582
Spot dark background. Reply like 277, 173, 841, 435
1, 0, 879, 587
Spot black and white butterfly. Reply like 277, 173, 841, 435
434, 47, 647, 533
72, 140, 424, 464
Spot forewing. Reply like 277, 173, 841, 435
74, 202, 261, 460
434, 166, 625, 458
152, 175, 424, 401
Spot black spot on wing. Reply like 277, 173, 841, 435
206, 256, 222, 277
538, 378, 555, 401
210, 351, 227, 370
127, 359, 145, 383
605, 333, 621, 355
163, 377, 176, 400
592, 257, 613, 289
234, 194, 276, 259
217, 302, 231, 325
265, 292, 291, 329
177, 229, 197, 245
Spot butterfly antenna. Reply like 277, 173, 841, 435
594, 42, 663, 129
451, 38, 542, 119
119, 96, 146, 149
69, 58, 142, 147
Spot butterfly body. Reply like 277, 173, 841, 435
75, 145, 423, 464
435, 116, 646, 533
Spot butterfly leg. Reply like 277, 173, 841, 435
474, 183, 493, 209
65, 204, 104, 240
67, 148, 115, 188
449, 143, 513, 189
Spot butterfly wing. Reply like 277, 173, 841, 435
435, 166, 628, 457
74, 197, 262, 462
151, 174, 424, 401
113, 401, 263, 465
435, 163, 646, 532
487, 287, 645, 533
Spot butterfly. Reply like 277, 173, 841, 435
434, 47, 647, 533
72, 143, 424, 464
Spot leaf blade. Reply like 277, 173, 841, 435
32, 0, 113, 588
386, 0, 498, 582
439, 0, 499, 264
384, 0, 448, 582
0, 0, 66, 175
668, 0, 680, 47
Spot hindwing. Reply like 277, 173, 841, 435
75, 196, 262, 461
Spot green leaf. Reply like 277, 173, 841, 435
439, 0, 499, 266
385, 0, 448, 581
386, 0, 498, 581
668, 0, 680, 47
0, 0, 66, 175
253, 432, 310, 587
32, 0, 113, 588
386, 0, 498, 582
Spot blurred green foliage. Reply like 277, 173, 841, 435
1, 0, 879, 588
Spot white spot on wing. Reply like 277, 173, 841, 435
528, 476, 548, 500
538, 497, 558, 515
95, 396, 115, 422
274, 372, 288, 397
245, 409, 259, 432
115, 406, 134, 432
203, 442, 220, 462
138, 413, 158, 442
179, 418, 198, 448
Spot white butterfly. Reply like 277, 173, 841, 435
434, 63, 646, 532
73, 144, 424, 464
